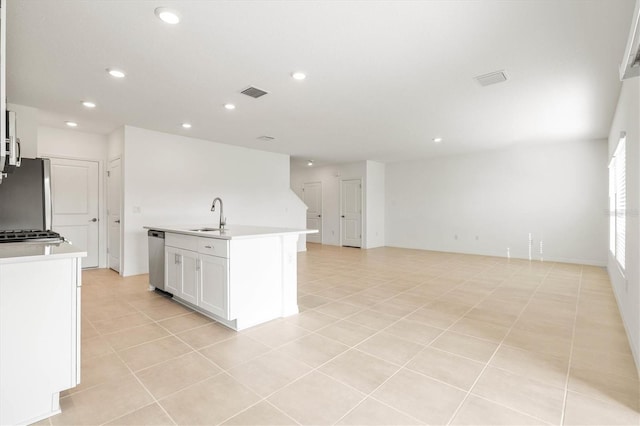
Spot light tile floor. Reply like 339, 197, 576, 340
41, 244, 639, 425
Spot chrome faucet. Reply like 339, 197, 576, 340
210, 197, 226, 230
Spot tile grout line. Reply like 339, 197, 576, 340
85, 288, 262, 425
76, 256, 587, 426
121, 298, 307, 426
330, 261, 526, 425
74, 308, 168, 425
214, 263, 479, 425
93, 299, 182, 426
318, 264, 564, 424
110, 289, 314, 424
444, 260, 557, 425
559, 264, 584, 425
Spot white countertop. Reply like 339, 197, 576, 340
0, 242, 87, 264
144, 224, 317, 240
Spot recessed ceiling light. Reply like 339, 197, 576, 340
65, 121, 78, 127
433, 137, 443, 143
107, 68, 126, 78
154, 7, 180, 24
307, 160, 314, 166
181, 123, 192, 129
224, 103, 236, 110
292, 72, 306, 80
82, 101, 96, 108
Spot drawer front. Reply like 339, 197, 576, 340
165, 233, 198, 251
198, 238, 229, 258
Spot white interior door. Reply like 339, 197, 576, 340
341, 179, 362, 248
107, 158, 121, 273
303, 181, 322, 244
50, 158, 100, 268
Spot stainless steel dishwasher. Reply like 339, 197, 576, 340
147, 230, 166, 291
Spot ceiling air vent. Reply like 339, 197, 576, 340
241, 86, 269, 98
257, 136, 275, 142
475, 70, 508, 87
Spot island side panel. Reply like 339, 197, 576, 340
281, 234, 300, 317
229, 236, 283, 330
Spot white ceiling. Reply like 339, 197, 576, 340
6, 1, 635, 165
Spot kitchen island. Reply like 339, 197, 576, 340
144, 225, 315, 331
0, 242, 86, 425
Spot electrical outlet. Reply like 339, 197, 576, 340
454, 234, 458, 240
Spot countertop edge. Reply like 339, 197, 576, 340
143, 225, 318, 240
0, 243, 87, 264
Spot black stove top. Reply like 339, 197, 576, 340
0, 229, 64, 243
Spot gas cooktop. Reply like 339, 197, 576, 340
0, 230, 64, 243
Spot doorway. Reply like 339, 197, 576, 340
340, 178, 362, 248
49, 158, 100, 268
107, 158, 121, 273
303, 181, 322, 244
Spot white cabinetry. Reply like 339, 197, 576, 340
0, 254, 82, 425
164, 234, 229, 319
199, 253, 228, 318
165, 246, 198, 305
165, 246, 199, 304
152, 227, 305, 331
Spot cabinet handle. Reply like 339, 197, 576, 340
204, 245, 212, 249
196, 259, 200, 271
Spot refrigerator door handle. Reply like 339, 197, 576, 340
43, 158, 52, 230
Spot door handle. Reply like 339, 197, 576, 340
89, 218, 98, 222
317, 215, 321, 217
115, 220, 121, 223
341, 215, 345, 218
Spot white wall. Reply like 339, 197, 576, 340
37, 125, 109, 267
291, 161, 367, 247
121, 126, 306, 276
608, 77, 639, 370
365, 161, 385, 248
386, 140, 608, 265
108, 126, 124, 161
38, 126, 108, 161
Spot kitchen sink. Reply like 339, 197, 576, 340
189, 227, 220, 232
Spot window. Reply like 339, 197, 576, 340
609, 132, 626, 271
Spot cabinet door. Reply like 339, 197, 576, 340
0, 258, 78, 425
179, 249, 199, 305
165, 246, 181, 295
199, 254, 229, 319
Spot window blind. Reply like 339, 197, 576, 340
609, 159, 616, 255
610, 133, 626, 272
615, 137, 626, 270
